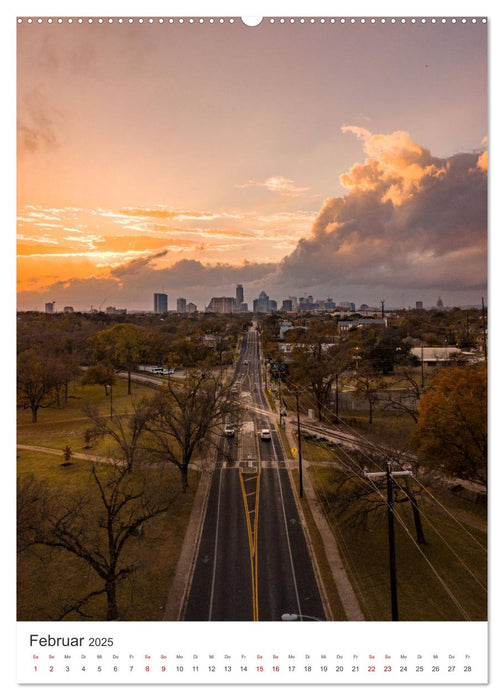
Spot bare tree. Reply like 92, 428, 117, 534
145, 369, 236, 492
20, 461, 177, 620
355, 363, 385, 424
84, 398, 152, 471
289, 327, 353, 421
382, 364, 424, 424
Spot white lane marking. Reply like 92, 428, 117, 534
271, 445, 303, 619
208, 468, 224, 621
256, 352, 302, 618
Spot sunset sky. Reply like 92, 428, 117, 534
17, 16, 487, 311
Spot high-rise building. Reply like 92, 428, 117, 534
437, 296, 444, 308
281, 299, 293, 312
154, 293, 168, 313
288, 296, 298, 311
236, 284, 244, 306
186, 302, 197, 313
415, 301, 424, 310
253, 291, 270, 313
206, 297, 235, 313
177, 297, 187, 313
45, 302, 55, 313
253, 291, 277, 313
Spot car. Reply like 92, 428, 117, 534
224, 425, 235, 437
260, 428, 271, 441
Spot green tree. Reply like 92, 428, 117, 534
365, 335, 415, 375
82, 361, 116, 395
17, 349, 58, 423
92, 324, 149, 394
414, 364, 487, 486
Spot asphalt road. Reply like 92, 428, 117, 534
183, 327, 326, 621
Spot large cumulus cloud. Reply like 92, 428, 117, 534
277, 127, 487, 296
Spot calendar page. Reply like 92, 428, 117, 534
11, 0, 493, 693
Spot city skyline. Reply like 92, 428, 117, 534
36, 281, 477, 315
17, 19, 487, 311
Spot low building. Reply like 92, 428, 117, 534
411, 347, 462, 366
339, 318, 388, 333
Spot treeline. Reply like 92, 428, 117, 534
259, 311, 487, 487
17, 311, 251, 421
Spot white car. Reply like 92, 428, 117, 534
224, 425, 235, 437
260, 428, 271, 441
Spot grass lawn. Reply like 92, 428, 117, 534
306, 451, 487, 622
17, 377, 201, 621
17, 378, 158, 451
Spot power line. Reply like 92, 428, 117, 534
276, 374, 480, 621
408, 473, 487, 553
390, 474, 487, 593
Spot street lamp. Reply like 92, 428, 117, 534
281, 613, 322, 621
353, 346, 361, 372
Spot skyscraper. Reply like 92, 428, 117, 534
206, 297, 235, 313
154, 293, 168, 313
236, 284, 244, 305
177, 297, 187, 313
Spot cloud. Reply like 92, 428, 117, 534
237, 175, 310, 197
17, 89, 60, 154
114, 207, 224, 221
276, 127, 487, 296
17, 257, 277, 310
17, 129, 487, 310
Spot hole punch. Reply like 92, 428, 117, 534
241, 17, 263, 27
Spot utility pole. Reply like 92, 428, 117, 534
380, 300, 385, 319
385, 463, 399, 621
334, 373, 339, 424
420, 344, 425, 388
366, 465, 417, 621
295, 389, 303, 498
278, 375, 283, 426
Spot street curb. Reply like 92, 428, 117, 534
163, 468, 213, 621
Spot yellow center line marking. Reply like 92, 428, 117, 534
239, 472, 255, 579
